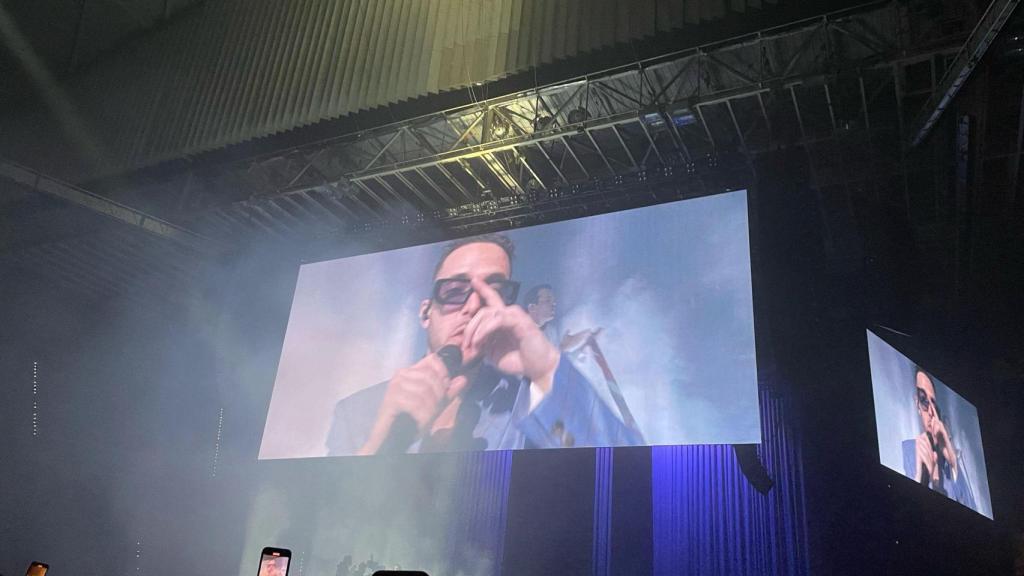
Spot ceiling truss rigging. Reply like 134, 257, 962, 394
5, 0, 1011, 309
159, 1, 951, 237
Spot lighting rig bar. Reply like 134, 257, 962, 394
908, 0, 1020, 147
160, 0, 960, 247
302, 151, 748, 262
6, 0, 988, 307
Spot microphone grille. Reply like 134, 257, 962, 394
437, 345, 463, 376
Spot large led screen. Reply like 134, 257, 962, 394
867, 329, 992, 518
260, 190, 759, 458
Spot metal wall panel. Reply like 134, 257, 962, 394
0, 0, 779, 179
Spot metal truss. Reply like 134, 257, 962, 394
137, 0, 968, 249
0, 160, 217, 255
8, 0, 1000, 308
908, 0, 1021, 146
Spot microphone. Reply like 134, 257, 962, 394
929, 430, 949, 493
436, 345, 463, 377
918, 431, 936, 485
378, 346, 464, 454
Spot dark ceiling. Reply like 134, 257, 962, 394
0, 0, 202, 105
0, 0, 1020, 331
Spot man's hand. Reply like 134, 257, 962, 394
915, 432, 939, 486
358, 354, 469, 455
462, 278, 560, 394
560, 327, 603, 352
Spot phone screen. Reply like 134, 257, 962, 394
258, 550, 290, 576
26, 563, 49, 576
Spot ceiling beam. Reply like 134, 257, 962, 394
0, 160, 221, 256
908, 0, 1021, 147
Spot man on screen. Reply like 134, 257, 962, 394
326, 234, 641, 455
524, 283, 642, 437
902, 367, 975, 509
258, 557, 287, 576
524, 283, 561, 345
525, 283, 602, 353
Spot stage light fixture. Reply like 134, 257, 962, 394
733, 444, 774, 495
490, 115, 510, 139
642, 112, 665, 127
567, 107, 589, 124
671, 108, 697, 126
533, 115, 553, 132
641, 108, 695, 129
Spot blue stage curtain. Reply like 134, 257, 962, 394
444, 450, 515, 575
650, 390, 809, 576
592, 447, 615, 576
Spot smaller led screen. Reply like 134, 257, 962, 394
867, 329, 992, 518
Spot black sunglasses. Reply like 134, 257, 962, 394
432, 277, 520, 307
915, 387, 942, 418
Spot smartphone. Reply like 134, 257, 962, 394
257, 548, 291, 576
26, 562, 49, 576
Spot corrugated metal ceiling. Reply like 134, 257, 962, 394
3, 0, 978, 305
0, 0, 780, 180
0, 0, 203, 103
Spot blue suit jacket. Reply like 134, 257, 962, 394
901, 438, 976, 511
326, 354, 643, 455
